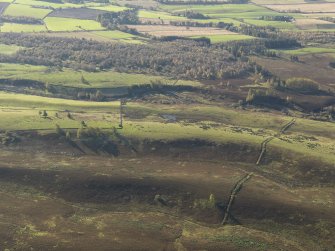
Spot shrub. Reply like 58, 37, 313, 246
76, 127, 119, 155
284, 78, 319, 93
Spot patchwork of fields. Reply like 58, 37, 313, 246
0, 0, 333, 42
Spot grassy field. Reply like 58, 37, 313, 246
161, 4, 279, 17
279, 47, 335, 55
14, 0, 85, 8
0, 44, 22, 55
138, 10, 188, 20
38, 30, 146, 44
44, 17, 105, 32
0, 23, 47, 32
3, 4, 52, 19
244, 19, 297, 30
0, 63, 200, 88
91, 30, 145, 43
192, 34, 255, 43
0, 63, 198, 88
89, 5, 128, 12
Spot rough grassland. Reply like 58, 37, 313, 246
0, 92, 333, 164
0, 63, 200, 88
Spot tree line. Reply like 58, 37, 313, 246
0, 16, 43, 24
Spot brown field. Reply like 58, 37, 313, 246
126, 25, 236, 37
265, 3, 335, 13
252, 54, 335, 87
48, 7, 107, 20
295, 18, 335, 29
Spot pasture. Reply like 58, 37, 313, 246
0, 44, 22, 54
138, 10, 188, 22
37, 30, 146, 43
3, 4, 52, 19
279, 47, 335, 55
90, 5, 128, 12
44, 17, 105, 32
244, 19, 297, 29
193, 34, 255, 43
0, 23, 47, 32
14, 0, 84, 8
161, 3, 279, 17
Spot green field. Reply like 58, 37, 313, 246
161, 4, 278, 16
138, 10, 188, 20
91, 30, 146, 43
36, 30, 146, 44
44, 17, 105, 32
279, 47, 335, 55
0, 23, 47, 32
0, 44, 22, 55
0, 63, 200, 88
244, 19, 297, 30
89, 5, 128, 12
193, 34, 255, 43
158, 3, 304, 30
14, 0, 84, 8
3, 4, 52, 19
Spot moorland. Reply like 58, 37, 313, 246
0, 0, 334, 250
